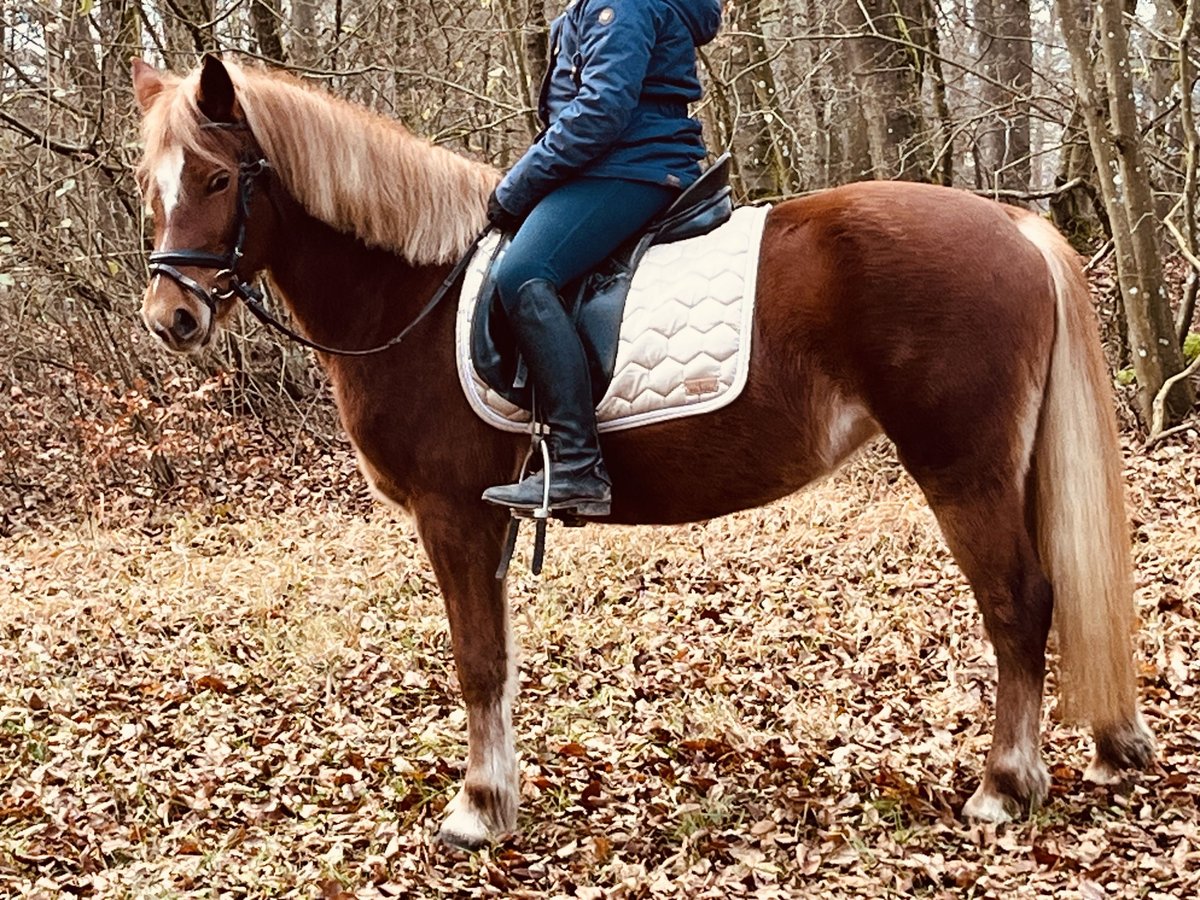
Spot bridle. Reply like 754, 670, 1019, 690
148, 126, 268, 314
147, 121, 487, 357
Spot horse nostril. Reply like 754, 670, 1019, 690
172, 307, 200, 341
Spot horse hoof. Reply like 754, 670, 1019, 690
439, 806, 494, 852
438, 785, 514, 851
1083, 758, 1123, 786
963, 749, 1048, 824
441, 816, 492, 854
962, 786, 1018, 824
1092, 714, 1155, 779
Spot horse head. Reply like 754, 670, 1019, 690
133, 55, 276, 353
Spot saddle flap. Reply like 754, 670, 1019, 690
469, 239, 521, 407
469, 237, 619, 411
648, 153, 733, 245
651, 188, 733, 246
658, 153, 731, 223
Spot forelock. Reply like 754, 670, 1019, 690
136, 70, 226, 206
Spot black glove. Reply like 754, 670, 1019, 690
487, 189, 522, 233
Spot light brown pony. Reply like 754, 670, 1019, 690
132, 56, 1154, 849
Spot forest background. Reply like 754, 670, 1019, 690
1, 2, 1200, 897
1, 0, 1199, 516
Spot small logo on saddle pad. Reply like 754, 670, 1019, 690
597, 7, 614, 24
685, 376, 721, 397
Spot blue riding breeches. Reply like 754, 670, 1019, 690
493, 177, 678, 311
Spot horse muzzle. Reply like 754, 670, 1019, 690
142, 278, 215, 353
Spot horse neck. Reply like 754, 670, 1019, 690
261, 193, 451, 355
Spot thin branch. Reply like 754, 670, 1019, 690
1164, 215, 1200, 275
0, 109, 110, 168
1085, 240, 1115, 272
1149, 352, 1200, 442
969, 177, 1084, 202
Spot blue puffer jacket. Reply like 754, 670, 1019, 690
494, 0, 723, 218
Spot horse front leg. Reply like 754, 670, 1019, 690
415, 498, 518, 849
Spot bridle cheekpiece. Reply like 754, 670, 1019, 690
147, 121, 270, 314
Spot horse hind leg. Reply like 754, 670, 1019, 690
916, 477, 1054, 822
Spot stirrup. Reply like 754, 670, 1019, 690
495, 432, 554, 580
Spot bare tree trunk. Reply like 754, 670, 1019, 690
838, 0, 934, 181
63, 1, 100, 128
1050, 105, 1108, 250
976, 0, 1032, 193
524, 0, 549, 112
291, 0, 319, 66
1049, 3, 1105, 248
924, 0, 954, 186
1149, 0, 1185, 221
830, 37, 875, 184
741, 0, 798, 196
723, 0, 794, 197
1168, 0, 1199, 342
499, 0, 540, 141
251, 0, 287, 63
1056, 0, 1194, 424
697, 47, 755, 200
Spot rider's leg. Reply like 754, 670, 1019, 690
483, 177, 677, 514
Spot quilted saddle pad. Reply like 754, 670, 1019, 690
455, 203, 771, 434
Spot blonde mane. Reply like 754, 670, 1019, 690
138, 59, 499, 266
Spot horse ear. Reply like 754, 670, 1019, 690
132, 59, 165, 113
197, 53, 237, 123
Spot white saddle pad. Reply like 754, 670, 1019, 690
455, 203, 771, 434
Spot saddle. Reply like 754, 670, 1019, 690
471, 154, 733, 410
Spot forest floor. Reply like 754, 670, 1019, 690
1, 413, 1197, 899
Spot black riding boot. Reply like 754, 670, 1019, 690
482, 278, 612, 516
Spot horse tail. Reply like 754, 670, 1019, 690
1011, 213, 1138, 728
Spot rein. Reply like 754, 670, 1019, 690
148, 122, 489, 357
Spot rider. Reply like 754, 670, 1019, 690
481, 0, 724, 517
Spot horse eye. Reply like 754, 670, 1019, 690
207, 172, 231, 194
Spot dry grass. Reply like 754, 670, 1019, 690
1, 430, 1198, 899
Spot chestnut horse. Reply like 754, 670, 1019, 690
131, 56, 1153, 849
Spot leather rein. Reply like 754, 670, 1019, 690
147, 122, 488, 357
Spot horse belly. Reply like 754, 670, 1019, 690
602, 383, 879, 525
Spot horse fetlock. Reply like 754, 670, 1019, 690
1089, 713, 1155, 782
438, 782, 518, 851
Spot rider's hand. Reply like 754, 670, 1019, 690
486, 190, 522, 233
